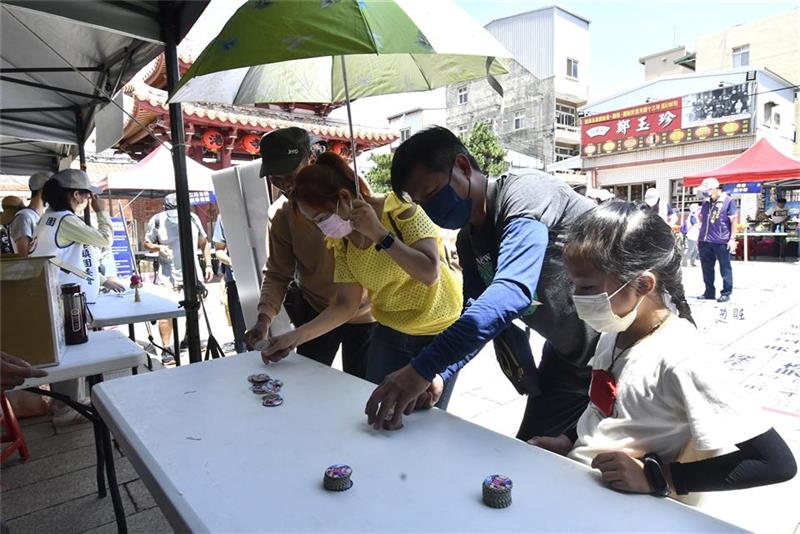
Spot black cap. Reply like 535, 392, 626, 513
259, 127, 311, 177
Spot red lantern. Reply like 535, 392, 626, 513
202, 129, 224, 152
329, 141, 348, 155
241, 133, 261, 155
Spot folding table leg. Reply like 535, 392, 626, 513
173, 317, 181, 366
92, 417, 108, 498
101, 423, 128, 533
86, 375, 107, 498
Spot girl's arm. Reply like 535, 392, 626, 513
590, 428, 796, 495
350, 201, 439, 286
669, 427, 796, 494
261, 283, 363, 361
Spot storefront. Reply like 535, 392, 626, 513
580, 67, 798, 219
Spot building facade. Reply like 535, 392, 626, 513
580, 68, 797, 220
387, 107, 446, 149
445, 6, 590, 177
693, 8, 800, 85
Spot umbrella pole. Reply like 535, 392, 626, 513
339, 56, 361, 199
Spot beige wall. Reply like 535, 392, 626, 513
694, 8, 800, 84
641, 48, 692, 81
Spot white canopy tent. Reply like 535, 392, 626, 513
1, 1, 211, 372
95, 145, 214, 196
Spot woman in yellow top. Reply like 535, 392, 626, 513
263, 153, 463, 417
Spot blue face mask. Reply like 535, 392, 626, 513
422, 164, 472, 229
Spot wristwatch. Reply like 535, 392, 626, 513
375, 232, 396, 251
643, 453, 670, 497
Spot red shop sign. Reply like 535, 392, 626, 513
581, 98, 682, 147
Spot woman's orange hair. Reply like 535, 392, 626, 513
291, 152, 373, 211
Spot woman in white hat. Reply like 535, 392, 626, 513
29, 169, 124, 425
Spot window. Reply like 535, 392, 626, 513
763, 101, 777, 126
457, 124, 469, 136
556, 103, 578, 128
555, 144, 578, 162
732, 45, 750, 68
457, 85, 468, 105
566, 58, 579, 79
773, 112, 781, 127
513, 112, 525, 131
400, 127, 411, 142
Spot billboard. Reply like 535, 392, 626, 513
581, 83, 753, 157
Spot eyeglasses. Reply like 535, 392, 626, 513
267, 173, 293, 191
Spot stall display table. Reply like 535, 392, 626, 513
13, 330, 147, 533
90, 286, 184, 367
93, 353, 740, 533
735, 231, 789, 262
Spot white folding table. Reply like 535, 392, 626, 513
93, 352, 740, 533
90, 286, 185, 367
14, 329, 147, 533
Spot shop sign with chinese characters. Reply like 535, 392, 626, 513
581, 83, 753, 157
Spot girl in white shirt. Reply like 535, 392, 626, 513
532, 200, 795, 498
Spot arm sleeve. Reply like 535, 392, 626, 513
669, 428, 797, 494
257, 206, 296, 320
410, 217, 548, 381
727, 199, 738, 217
332, 244, 357, 284
144, 216, 158, 244
9, 212, 34, 242
392, 204, 438, 246
192, 213, 208, 241
57, 211, 113, 248
212, 219, 225, 246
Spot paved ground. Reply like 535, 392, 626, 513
2, 259, 798, 533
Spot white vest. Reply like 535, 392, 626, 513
30, 210, 100, 303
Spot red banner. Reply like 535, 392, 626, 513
581, 98, 682, 147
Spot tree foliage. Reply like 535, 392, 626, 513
461, 121, 507, 177
364, 152, 394, 194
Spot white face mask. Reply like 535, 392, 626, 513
572, 277, 644, 333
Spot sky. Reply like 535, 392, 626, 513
182, 0, 798, 129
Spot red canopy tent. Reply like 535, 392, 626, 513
684, 138, 800, 187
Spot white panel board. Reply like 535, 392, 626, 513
211, 162, 291, 336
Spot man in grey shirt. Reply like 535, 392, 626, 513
10, 172, 50, 255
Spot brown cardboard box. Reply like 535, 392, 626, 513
0, 256, 82, 367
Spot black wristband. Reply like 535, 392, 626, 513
643, 453, 670, 497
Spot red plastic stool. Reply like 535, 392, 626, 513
1, 392, 30, 463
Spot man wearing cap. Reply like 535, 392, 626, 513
244, 127, 374, 379
697, 177, 737, 303
8, 172, 50, 255
144, 193, 213, 362
0, 196, 24, 254
644, 187, 677, 225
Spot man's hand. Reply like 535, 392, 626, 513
527, 434, 573, 456
591, 451, 652, 493
261, 331, 300, 363
245, 316, 271, 350
204, 264, 214, 283
102, 278, 126, 293
1, 352, 47, 391
407, 374, 445, 414
349, 199, 386, 243
728, 239, 737, 254
365, 364, 430, 430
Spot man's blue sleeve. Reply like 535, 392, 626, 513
727, 199, 738, 217
411, 217, 548, 381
